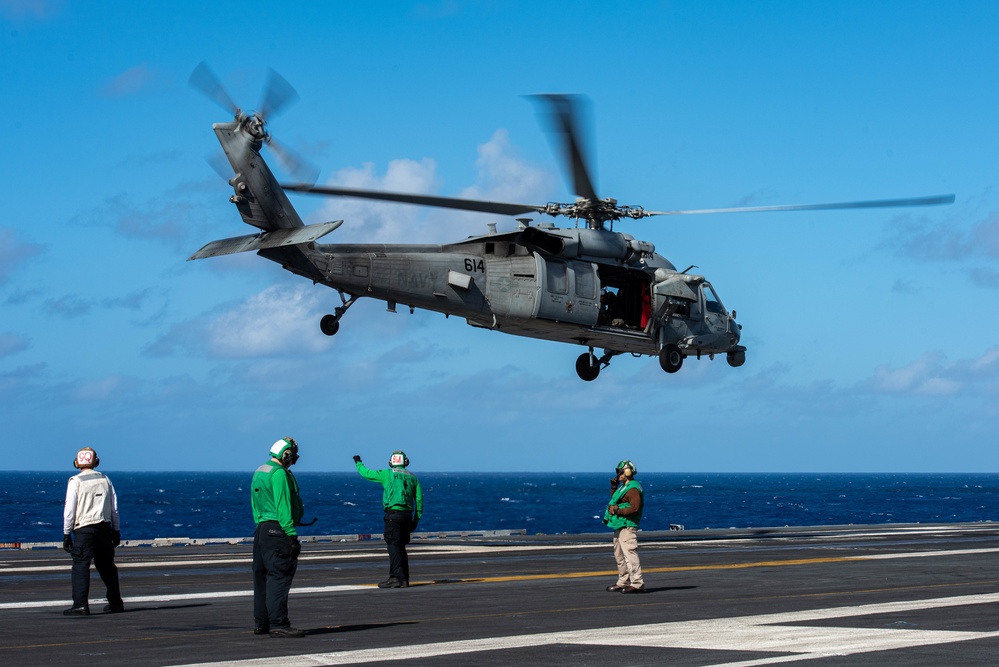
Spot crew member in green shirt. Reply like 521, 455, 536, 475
251, 438, 305, 637
353, 450, 423, 588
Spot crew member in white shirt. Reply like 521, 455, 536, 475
62, 447, 124, 616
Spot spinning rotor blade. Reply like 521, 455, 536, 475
532, 94, 600, 202
189, 61, 238, 115
259, 68, 298, 120
205, 152, 234, 182
644, 194, 956, 217
268, 138, 320, 184
283, 183, 545, 217
190, 63, 316, 183
281, 92, 955, 230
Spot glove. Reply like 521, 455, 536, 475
288, 535, 302, 557
112, 530, 121, 547
608, 505, 618, 515
352, 455, 361, 463
63, 534, 73, 553
609, 477, 620, 491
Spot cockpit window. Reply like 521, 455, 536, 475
703, 283, 725, 314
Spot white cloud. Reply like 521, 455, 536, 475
73, 374, 137, 402
311, 129, 554, 244
0, 362, 46, 397
461, 129, 552, 204
0, 228, 44, 285
43, 289, 160, 320
863, 348, 999, 397
314, 159, 437, 244
71, 180, 221, 250
0, 0, 63, 20
205, 284, 332, 358
0, 332, 30, 357
44, 294, 93, 319
970, 348, 999, 372
882, 210, 999, 289
100, 64, 157, 98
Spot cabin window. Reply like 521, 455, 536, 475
574, 263, 596, 299
546, 261, 568, 294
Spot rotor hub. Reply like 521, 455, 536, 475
241, 113, 268, 143
544, 199, 650, 229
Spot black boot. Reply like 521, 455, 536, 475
378, 577, 403, 588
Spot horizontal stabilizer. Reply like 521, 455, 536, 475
188, 220, 343, 260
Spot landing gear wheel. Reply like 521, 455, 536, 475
575, 353, 600, 382
659, 344, 683, 374
320, 314, 340, 336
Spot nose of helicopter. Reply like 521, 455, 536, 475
728, 313, 742, 346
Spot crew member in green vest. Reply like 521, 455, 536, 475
603, 459, 645, 593
251, 438, 305, 637
354, 450, 423, 588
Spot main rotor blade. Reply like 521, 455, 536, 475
532, 94, 600, 202
644, 194, 956, 217
189, 62, 238, 115
259, 68, 298, 120
283, 183, 545, 217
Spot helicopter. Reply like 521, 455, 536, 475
188, 64, 955, 381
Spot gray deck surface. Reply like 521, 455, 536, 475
3, 523, 998, 666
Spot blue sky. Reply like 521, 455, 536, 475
3, 1, 998, 473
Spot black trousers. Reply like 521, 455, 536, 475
383, 510, 415, 582
252, 521, 300, 628
70, 522, 123, 609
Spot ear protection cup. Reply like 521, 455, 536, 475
271, 438, 299, 465
616, 459, 636, 478
283, 438, 299, 465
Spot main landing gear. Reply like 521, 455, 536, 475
659, 343, 683, 374
320, 291, 358, 337
575, 348, 618, 382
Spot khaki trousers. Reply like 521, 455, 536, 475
613, 526, 644, 588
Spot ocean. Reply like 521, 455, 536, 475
3, 472, 997, 544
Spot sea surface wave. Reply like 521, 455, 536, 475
3, 472, 997, 543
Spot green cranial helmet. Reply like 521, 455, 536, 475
270, 437, 300, 465
616, 460, 637, 477
389, 450, 409, 468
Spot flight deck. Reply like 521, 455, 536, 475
2, 523, 998, 666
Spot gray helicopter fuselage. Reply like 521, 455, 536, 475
193, 113, 745, 375
189, 69, 953, 378
256, 226, 741, 359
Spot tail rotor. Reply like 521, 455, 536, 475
189, 62, 318, 184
